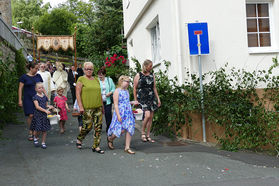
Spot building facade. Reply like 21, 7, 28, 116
123, 0, 279, 85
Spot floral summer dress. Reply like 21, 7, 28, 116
30, 94, 51, 131
108, 89, 135, 137
54, 96, 68, 121
137, 72, 158, 111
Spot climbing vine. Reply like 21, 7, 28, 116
151, 58, 279, 154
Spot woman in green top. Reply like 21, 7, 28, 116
76, 62, 105, 154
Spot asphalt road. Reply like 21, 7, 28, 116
1, 111, 279, 186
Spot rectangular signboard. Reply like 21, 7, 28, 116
187, 23, 210, 55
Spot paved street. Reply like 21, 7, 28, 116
1, 111, 279, 186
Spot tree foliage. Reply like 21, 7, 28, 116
12, 0, 50, 31
35, 8, 77, 35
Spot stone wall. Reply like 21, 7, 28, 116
0, 37, 16, 62
0, 0, 12, 26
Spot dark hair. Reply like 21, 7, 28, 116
26, 62, 38, 70
97, 66, 106, 75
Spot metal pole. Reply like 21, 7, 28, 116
32, 27, 35, 62
197, 34, 206, 142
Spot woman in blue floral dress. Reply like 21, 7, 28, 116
107, 76, 137, 154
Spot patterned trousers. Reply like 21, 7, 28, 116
77, 107, 103, 149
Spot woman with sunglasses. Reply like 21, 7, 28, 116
75, 62, 105, 154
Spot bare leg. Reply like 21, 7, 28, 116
125, 132, 132, 150
27, 114, 33, 136
124, 132, 135, 154
59, 120, 64, 134
41, 131, 47, 144
146, 111, 155, 143
141, 111, 151, 142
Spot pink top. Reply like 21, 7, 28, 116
54, 95, 68, 121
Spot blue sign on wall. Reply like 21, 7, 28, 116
187, 22, 210, 55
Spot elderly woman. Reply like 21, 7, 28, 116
18, 62, 44, 141
133, 59, 161, 143
97, 66, 115, 133
38, 63, 55, 99
76, 62, 105, 154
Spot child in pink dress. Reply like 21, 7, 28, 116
54, 87, 70, 134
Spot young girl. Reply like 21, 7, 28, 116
31, 82, 53, 149
107, 76, 138, 154
54, 87, 70, 134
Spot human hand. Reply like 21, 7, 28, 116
105, 93, 111, 97
130, 101, 139, 105
79, 107, 84, 114
67, 108, 71, 112
18, 100, 23, 107
46, 110, 51, 115
117, 115, 122, 122
48, 105, 54, 109
158, 99, 161, 107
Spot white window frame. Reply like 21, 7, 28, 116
246, 0, 279, 53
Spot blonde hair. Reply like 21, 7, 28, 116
142, 59, 153, 73
35, 82, 44, 88
83, 62, 94, 69
117, 75, 130, 87
56, 87, 64, 92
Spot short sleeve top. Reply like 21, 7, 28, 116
19, 74, 43, 97
77, 76, 102, 109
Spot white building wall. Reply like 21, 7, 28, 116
123, 0, 279, 85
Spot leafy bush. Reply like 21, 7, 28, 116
0, 49, 26, 132
151, 58, 279, 154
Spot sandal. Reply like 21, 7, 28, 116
124, 148, 135, 154
33, 138, 39, 147
76, 143, 82, 149
28, 135, 34, 141
146, 136, 155, 143
92, 148, 105, 154
41, 143, 47, 149
107, 137, 114, 150
141, 134, 147, 142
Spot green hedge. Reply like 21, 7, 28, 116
152, 58, 279, 155
0, 49, 26, 134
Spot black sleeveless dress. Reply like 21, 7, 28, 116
137, 72, 158, 111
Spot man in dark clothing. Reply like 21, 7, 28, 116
68, 65, 77, 104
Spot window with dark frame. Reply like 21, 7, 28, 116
246, 3, 271, 47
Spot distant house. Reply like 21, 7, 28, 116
122, 0, 279, 84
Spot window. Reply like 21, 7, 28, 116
246, 3, 271, 47
150, 21, 161, 64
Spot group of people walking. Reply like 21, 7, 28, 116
18, 59, 161, 154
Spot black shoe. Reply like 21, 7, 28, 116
92, 148, 104, 154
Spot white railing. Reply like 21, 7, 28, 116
0, 17, 28, 57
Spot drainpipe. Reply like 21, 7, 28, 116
174, 0, 183, 85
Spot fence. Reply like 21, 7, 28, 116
0, 17, 27, 57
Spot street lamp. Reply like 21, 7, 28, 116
16, 21, 23, 39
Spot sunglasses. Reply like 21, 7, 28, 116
84, 68, 93, 71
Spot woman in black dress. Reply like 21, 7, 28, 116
133, 59, 161, 142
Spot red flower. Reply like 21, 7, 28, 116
107, 63, 112, 67
106, 57, 109, 61
120, 56, 124, 59
122, 59, 127, 64
113, 53, 117, 58
105, 61, 110, 65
